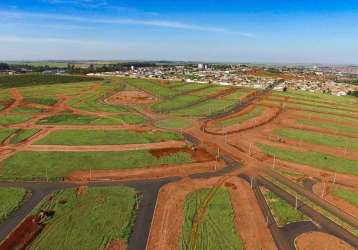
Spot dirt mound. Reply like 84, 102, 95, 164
106, 91, 156, 104
295, 232, 354, 250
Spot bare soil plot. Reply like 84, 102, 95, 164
295, 232, 354, 250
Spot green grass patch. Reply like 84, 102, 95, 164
38, 113, 144, 125
0, 187, 26, 222
274, 128, 358, 150
155, 118, 192, 129
331, 187, 358, 208
152, 95, 201, 113
38, 113, 98, 125
263, 190, 308, 226
25, 97, 58, 106
10, 129, 40, 144
28, 186, 139, 250
296, 111, 358, 124
297, 119, 358, 136
171, 83, 208, 92
258, 144, 358, 176
180, 188, 244, 250
216, 106, 265, 127
0, 150, 193, 180
0, 128, 15, 144
171, 99, 237, 117
192, 86, 228, 96
0, 74, 101, 88
11, 107, 43, 113
124, 78, 178, 98
35, 130, 183, 145
0, 114, 34, 125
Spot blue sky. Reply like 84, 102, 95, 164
0, 0, 358, 64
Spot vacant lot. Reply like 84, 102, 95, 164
172, 99, 237, 117
124, 78, 178, 98
0, 114, 34, 125
258, 144, 358, 176
35, 130, 183, 145
216, 106, 265, 127
331, 187, 358, 208
262, 190, 308, 226
274, 128, 358, 150
155, 118, 192, 129
37, 113, 144, 125
28, 186, 139, 250
297, 119, 358, 136
0, 150, 193, 180
0, 187, 26, 222
180, 188, 244, 250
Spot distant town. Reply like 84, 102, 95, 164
1, 61, 357, 97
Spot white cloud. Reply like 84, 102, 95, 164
0, 10, 254, 37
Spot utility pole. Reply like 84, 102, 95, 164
295, 194, 298, 210
272, 155, 276, 169
333, 173, 337, 185
249, 143, 252, 156
217, 147, 220, 160
250, 176, 254, 189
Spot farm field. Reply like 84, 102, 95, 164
0, 187, 26, 222
180, 188, 244, 250
28, 186, 139, 250
331, 187, 358, 208
215, 106, 265, 127
0, 149, 193, 180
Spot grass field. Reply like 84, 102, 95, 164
11, 107, 43, 113
297, 119, 358, 136
0, 150, 193, 180
258, 144, 358, 176
296, 111, 358, 124
9, 129, 40, 144
0, 128, 15, 144
37, 113, 144, 125
0, 114, 34, 125
124, 78, 178, 98
171, 82, 208, 92
192, 86, 228, 96
35, 130, 183, 145
180, 188, 244, 250
0, 74, 101, 89
155, 118, 192, 129
331, 187, 358, 208
151, 95, 201, 113
24, 97, 58, 106
172, 99, 237, 117
67, 82, 129, 113
216, 106, 265, 127
28, 186, 139, 250
263, 190, 308, 226
0, 187, 26, 222
274, 128, 358, 150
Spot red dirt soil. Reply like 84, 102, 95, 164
106, 240, 127, 250
295, 232, 354, 250
67, 160, 224, 182
23, 141, 187, 152
105, 91, 156, 104
146, 176, 275, 250
0, 216, 43, 250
